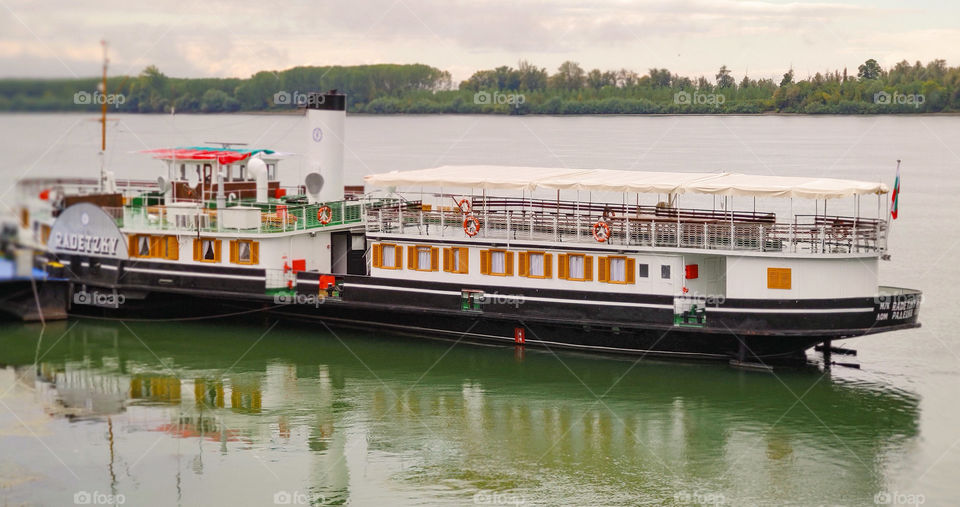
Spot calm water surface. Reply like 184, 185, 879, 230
0, 113, 957, 506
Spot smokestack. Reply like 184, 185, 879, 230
305, 90, 346, 203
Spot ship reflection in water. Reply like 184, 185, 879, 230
0, 319, 919, 506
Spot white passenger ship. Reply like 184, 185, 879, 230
15, 91, 921, 363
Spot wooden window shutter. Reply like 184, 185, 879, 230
149, 236, 161, 257
505, 251, 515, 276
480, 250, 490, 274
443, 248, 451, 272
251, 242, 259, 265
407, 245, 416, 269
458, 247, 469, 274
518, 252, 528, 277
431, 247, 439, 271
166, 236, 179, 260
213, 240, 222, 262
626, 258, 636, 284
129, 235, 139, 257
599, 257, 609, 282
544, 253, 553, 278
229, 240, 238, 263
373, 244, 382, 268
395, 244, 403, 268
193, 239, 202, 261
558, 253, 568, 279
584, 256, 594, 281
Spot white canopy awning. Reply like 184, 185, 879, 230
364, 165, 889, 199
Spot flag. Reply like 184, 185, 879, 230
891, 163, 900, 219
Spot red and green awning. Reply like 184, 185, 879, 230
141, 147, 276, 164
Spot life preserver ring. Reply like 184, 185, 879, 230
832, 227, 848, 240
463, 215, 481, 237
457, 199, 472, 214
317, 205, 332, 225
592, 221, 611, 242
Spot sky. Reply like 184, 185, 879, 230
1, 0, 959, 84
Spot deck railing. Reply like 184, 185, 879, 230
364, 199, 888, 255
116, 200, 366, 234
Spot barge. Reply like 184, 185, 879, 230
15, 91, 921, 363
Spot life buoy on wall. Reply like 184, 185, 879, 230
592, 220, 611, 242
463, 215, 481, 237
317, 205, 332, 225
457, 198, 472, 214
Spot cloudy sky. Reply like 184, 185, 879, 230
2, 0, 958, 84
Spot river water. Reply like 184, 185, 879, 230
0, 113, 957, 506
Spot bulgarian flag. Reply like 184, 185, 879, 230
891, 161, 901, 219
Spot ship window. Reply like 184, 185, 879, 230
239, 165, 246, 181
638, 263, 649, 278
443, 247, 469, 274
480, 249, 514, 276
519, 251, 552, 278
193, 238, 221, 263
599, 256, 635, 284
372, 243, 402, 270
407, 245, 438, 271
559, 254, 593, 281
767, 267, 792, 290
138, 236, 151, 256
230, 240, 259, 265
661, 265, 671, 279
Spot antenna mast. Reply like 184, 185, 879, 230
99, 40, 108, 191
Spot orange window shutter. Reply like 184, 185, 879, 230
585, 256, 594, 281
395, 244, 403, 268
407, 245, 416, 269
626, 258, 636, 284
599, 257, 609, 282
459, 247, 469, 274
251, 242, 259, 265
128, 235, 138, 257
518, 252, 528, 277
544, 253, 553, 278
558, 254, 568, 279
443, 248, 451, 272
431, 247, 439, 271
149, 236, 161, 257
505, 251, 515, 276
166, 236, 179, 260
481, 250, 490, 274
214, 240, 222, 262
229, 240, 238, 263
373, 244, 382, 268
193, 239, 202, 261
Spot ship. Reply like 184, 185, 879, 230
14, 90, 921, 364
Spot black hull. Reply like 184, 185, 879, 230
51, 256, 922, 364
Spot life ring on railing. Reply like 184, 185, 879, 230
592, 221, 611, 242
463, 215, 481, 237
457, 199, 472, 214
317, 205, 332, 225
832, 227, 848, 241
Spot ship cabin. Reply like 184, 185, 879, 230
362, 165, 896, 325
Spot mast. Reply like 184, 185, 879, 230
99, 40, 109, 191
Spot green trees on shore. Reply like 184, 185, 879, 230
1, 59, 958, 114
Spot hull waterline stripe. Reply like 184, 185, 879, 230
124, 266, 265, 281
345, 283, 875, 314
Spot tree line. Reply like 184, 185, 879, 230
1, 58, 958, 114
